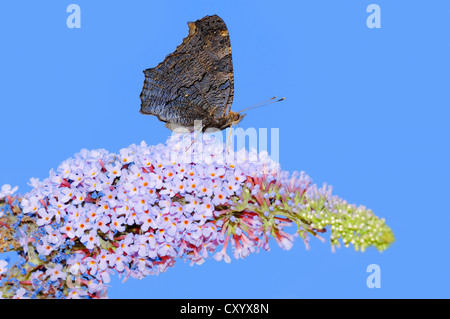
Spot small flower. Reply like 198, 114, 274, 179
178, 215, 194, 232
212, 190, 227, 206
86, 164, 101, 179
174, 164, 187, 179
13, 288, 29, 299
67, 254, 86, 276
28, 177, 42, 188
48, 197, 68, 211
123, 181, 139, 197
163, 168, 176, 181
68, 171, 84, 187
21, 196, 41, 215
110, 216, 126, 233
138, 155, 153, 168
108, 252, 129, 272
45, 227, 63, 245
0, 184, 18, 198
95, 215, 111, 233
81, 230, 100, 250
206, 166, 225, 179
126, 209, 140, 226
61, 222, 76, 239
36, 239, 54, 256
101, 189, 118, 206
96, 250, 110, 271
172, 178, 187, 195
119, 148, 134, 164
133, 195, 149, 213
140, 215, 156, 232
83, 177, 104, 193
105, 163, 122, 178
196, 181, 214, 198
46, 264, 67, 281
214, 248, 231, 263
115, 204, 131, 217
117, 234, 134, 254
36, 208, 53, 226
185, 177, 200, 193
75, 220, 92, 238
186, 166, 198, 179
224, 181, 240, 194
59, 188, 75, 203
231, 169, 246, 184
158, 243, 176, 257
0, 259, 8, 275
71, 190, 86, 205
84, 257, 98, 275
67, 288, 88, 299
186, 197, 202, 218
135, 237, 150, 258
198, 197, 214, 218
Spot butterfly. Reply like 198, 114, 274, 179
139, 15, 240, 133
140, 15, 283, 133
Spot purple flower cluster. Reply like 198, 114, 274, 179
0, 133, 394, 298
2, 134, 281, 298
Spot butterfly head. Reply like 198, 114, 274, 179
202, 110, 245, 131
219, 111, 245, 130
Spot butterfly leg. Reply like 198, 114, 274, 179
186, 127, 203, 152
226, 124, 233, 153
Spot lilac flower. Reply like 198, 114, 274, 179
74, 220, 91, 238
35, 208, 53, 227
110, 216, 126, 232
96, 250, 110, 271
0, 184, 18, 198
84, 257, 98, 275
108, 253, 129, 273
0, 132, 393, 299
13, 288, 29, 299
60, 222, 76, 239
45, 227, 63, 245
67, 288, 88, 299
0, 260, 8, 275
94, 215, 110, 233
46, 264, 66, 281
81, 230, 100, 250
36, 239, 54, 256
28, 177, 43, 189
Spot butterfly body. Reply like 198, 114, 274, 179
140, 15, 244, 132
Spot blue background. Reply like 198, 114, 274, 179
0, 0, 449, 298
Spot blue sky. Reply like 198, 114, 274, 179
0, 0, 449, 298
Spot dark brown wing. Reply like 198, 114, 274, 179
139, 15, 234, 127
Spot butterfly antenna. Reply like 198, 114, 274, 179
237, 96, 285, 114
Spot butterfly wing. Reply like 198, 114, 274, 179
140, 15, 234, 128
